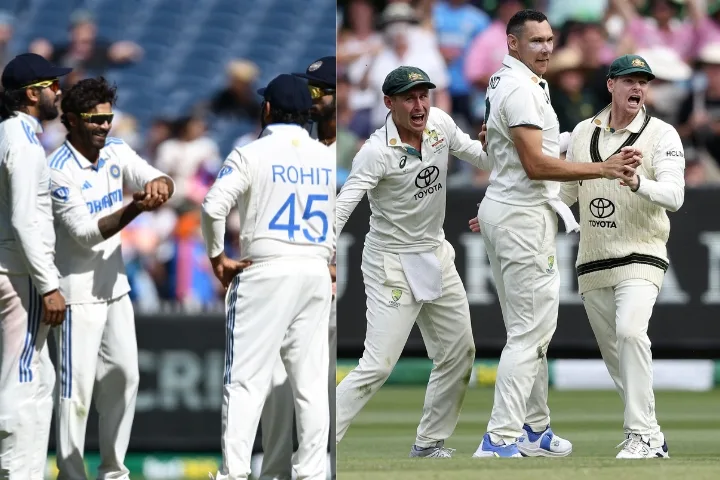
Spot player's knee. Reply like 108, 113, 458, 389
616, 322, 649, 344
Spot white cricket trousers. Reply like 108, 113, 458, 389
216, 258, 331, 480
0, 274, 54, 480
259, 297, 336, 480
335, 240, 475, 447
582, 278, 664, 447
54, 294, 139, 480
477, 198, 559, 444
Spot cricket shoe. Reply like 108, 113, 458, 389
517, 424, 573, 457
472, 433, 522, 458
409, 440, 455, 458
616, 433, 670, 459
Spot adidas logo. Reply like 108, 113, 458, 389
82, 181, 92, 190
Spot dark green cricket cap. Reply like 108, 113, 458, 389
607, 54, 655, 81
382, 66, 436, 96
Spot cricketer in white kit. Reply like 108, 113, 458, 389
202, 74, 335, 480
259, 56, 338, 480
559, 54, 681, 459
472, 10, 641, 458
0, 53, 71, 480
335, 65, 492, 458
48, 77, 174, 480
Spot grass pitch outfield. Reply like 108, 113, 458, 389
337, 386, 720, 480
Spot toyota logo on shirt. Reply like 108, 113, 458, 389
589, 198, 615, 218
415, 166, 440, 188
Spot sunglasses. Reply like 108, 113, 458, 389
22, 78, 60, 93
80, 112, 114, 125
308, 85, 335, 100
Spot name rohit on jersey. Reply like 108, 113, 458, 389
272, 165, 333, 185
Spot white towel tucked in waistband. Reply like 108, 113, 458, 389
548, 198, 580, 233
399, 252, 443, 303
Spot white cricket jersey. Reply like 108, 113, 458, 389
48, 137, 173, 304
0, 111, 59, 294
484, 54, 562, 206
336, 106, 490, 253
201, 124, 336, 263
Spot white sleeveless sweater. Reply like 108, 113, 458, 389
570, 112, 670, 294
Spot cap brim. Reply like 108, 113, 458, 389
256, 87, 266, 96
611, 67, 655, 80
51, 66, 73, 78
292, 72, 336, 87
387, 80, 437, 95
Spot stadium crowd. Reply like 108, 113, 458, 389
337, 0, 720, 190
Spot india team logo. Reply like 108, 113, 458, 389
110, 164, 121, 178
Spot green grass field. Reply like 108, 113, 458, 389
338, 386, 720, 479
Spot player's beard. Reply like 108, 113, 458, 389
37, 91, 60, 122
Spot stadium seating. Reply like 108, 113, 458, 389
7, 0, 336, 155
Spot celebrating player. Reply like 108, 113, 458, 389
259, 56, 338, 480
470, 10, 641, 458
335, 65, 492, 457
557, 54, 679, 458
0, 52, 70, 479
202, 73, 335, 480
48, 77, 174, 479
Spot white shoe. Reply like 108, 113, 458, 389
616, 433, 670, 459
517, 425, 572, 457
409, 440, 455, 458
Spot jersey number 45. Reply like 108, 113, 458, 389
268, 193, 329, 243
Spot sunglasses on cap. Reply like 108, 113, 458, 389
80, 112, 114, 125
22, 78, 60, 93
308, 85, 335, 100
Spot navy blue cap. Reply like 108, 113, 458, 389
256, 74, 313, 113
1, 53, 72, 90
293, 56, 336, 87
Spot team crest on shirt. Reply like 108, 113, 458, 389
425, 129, 446, 152
489, 76, 500, 89
109, 164, 121, 179
389, 288, 403, 307
546, 255, 555, 274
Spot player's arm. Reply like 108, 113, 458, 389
435, 108, 492, 170
116, 139, 175, 208
625, 127, 685, 212
50, 168, 144, 247
201, 150, 251, 259
201, 150, 252, 288
559, 128, 580, 207
8, 145, 60, 295
336, 142, 386, 235
504, 86, 636, 181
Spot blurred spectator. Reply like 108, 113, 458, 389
142, 118, 174, 162
155, 114, 222, 208
696, 0, 720, 53
678, 42, 720, 184
611, 0, 700, 61
0, 11, 14, 71
464, 0, 525, 125
432, 0, 491, 129
336, 71, 362, 184
338, 0, 384, 139
29, 10, 143, 76
636, 46, 692, 124
546, 48, 598, 132
577, 21, 615, 112
365, 2, 450, 130
205, 59, 260, 120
